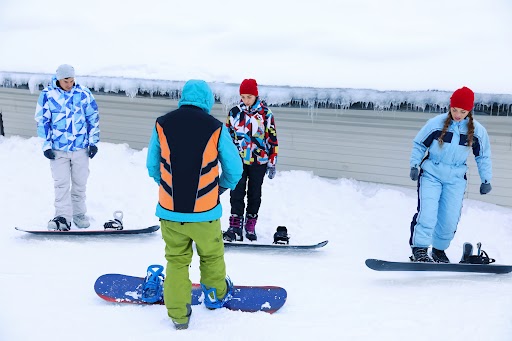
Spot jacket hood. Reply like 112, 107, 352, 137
49, 75, 77, 92
50, 75, 59, 89
178, 80, 215, 113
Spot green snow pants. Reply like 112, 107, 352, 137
160, 219, 227, 324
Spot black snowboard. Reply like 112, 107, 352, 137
365, 259, 512, 274
15, 225, 160, 235
224, 240, 328, 250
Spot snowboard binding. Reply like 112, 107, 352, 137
273, 226, 290, 245
200, 276, 234, 309
103, 210, 124, 230
141, 264, 165, 304
459, 242, 496, 264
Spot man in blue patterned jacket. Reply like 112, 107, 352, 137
35, 64, 100, 231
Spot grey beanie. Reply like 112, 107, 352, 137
56, 64, 75, 80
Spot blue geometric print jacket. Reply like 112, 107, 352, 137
35, 76, 100, 151
225, 98, 278, 166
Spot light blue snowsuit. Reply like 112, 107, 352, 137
409, 113, 492, 250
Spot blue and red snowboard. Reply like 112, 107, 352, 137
94, 273, 287, 314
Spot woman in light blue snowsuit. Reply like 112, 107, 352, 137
409, 86, 492, 263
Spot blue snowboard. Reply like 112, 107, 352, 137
94, 273, 287, 314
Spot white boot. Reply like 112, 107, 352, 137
73, 214, 90, 228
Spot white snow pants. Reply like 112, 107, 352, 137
50, 149, 90, 222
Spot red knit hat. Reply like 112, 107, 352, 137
450, 86, 474, 111
239, 79, 258, 96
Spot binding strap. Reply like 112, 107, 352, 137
462, 250, 496, 264
104, 210, 124, 230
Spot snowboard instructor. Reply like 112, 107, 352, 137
409, 86, 492, 263
146, 79, 242, 329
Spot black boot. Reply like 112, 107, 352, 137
223, 214, 243, 242
432, 248, 450, 263
411, 247, 433, 262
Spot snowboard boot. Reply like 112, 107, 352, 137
273, 226, 290, 245
245, 213, 258, 241
431, 248, 450, 263
141, 265, 165, 303
459, 242, 474, 263
172, 305, 192, 330
47, 216, 71, 231
200, 276, 234, 310
73, 214, 90, 228
223, 214, 243, 242
411, 247, 433, 262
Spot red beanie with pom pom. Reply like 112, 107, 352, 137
450, 86, 474, 111
239, 79, 258, 96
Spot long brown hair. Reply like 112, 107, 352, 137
438, 108, 475, 147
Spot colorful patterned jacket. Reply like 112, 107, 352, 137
225, 99, 278, 166
35, 76, 100, 151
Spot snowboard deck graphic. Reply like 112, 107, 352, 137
365, 258, 512, 274
15, 225, 160, 235
224, 240, 328, 250
94, 273, 287, 313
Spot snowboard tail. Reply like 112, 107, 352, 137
94, 274, 287, 313
365, 259, 512, 274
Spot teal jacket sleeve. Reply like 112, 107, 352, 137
218, 125, 243, 190
146, 126, 161, 184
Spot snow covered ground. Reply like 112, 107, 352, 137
1, 136, 512, 341
2, 0, 512, 339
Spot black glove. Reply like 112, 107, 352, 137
43, 149, 55, 160
266, 166, 276, 180
480, 182, 492, 195
410, 167, 419, 181
219, 186, 228, 196
89, 145, 98, 159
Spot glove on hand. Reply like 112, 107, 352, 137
43, 149, 55, 160
480, 182, 492, 195
89, 145, 98, 159
219, 186, 228, 196
410, 167, 419, 181
266, 166, 276, 180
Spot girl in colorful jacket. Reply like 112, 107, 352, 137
223, 79, 279, 242
409, 86, 492, 263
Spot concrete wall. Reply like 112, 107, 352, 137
2, 87, 512, 207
